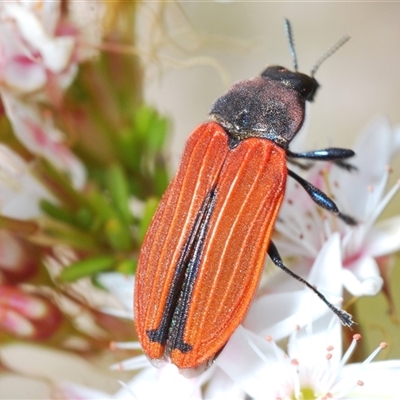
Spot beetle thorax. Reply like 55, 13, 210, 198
210, 69, 318, 149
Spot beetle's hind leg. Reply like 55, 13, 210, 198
287, 169, 357, 225
267, 241, 355, 328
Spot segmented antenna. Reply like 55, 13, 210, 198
310, 35, 351, 77
284, 18, 298, 72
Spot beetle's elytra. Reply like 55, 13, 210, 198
134, 20, 355, 375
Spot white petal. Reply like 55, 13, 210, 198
287, 314, 343, 374
366, 216, 400, 257
244, 290, 330, 341
0, 144, 54, 218
204, 368, 245, 400
97, 273, 134, 313
341, 360, 400, 398
307, 232, 342, 296
216, 326, 288, 399
244, 234, 343, 339
342, 259, 383, 297
125, 364, 203, 400
330, 117, 394, 219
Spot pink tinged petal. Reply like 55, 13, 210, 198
3, 4, 75, 73
366, 216, 400, 257
0, 230, 38, 283
0, 308, 35, 337
4, 56, 47, 93
0, 231, 21, 271
2, 95, 86, 189
0, 21, 46, 92
0, 286, 62, 340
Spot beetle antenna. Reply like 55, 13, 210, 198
284, 18, 298, 72
310, 35, 350, 77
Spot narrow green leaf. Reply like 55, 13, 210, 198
105, 164, 132, 224
59, 255, 115, 282
40, 200, 75, 225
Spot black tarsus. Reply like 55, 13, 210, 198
288, 169, 358, 225
267, 241, 355, 328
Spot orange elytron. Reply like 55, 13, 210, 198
135, 20, 356, 374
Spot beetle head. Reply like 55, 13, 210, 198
261, 66, 319, 102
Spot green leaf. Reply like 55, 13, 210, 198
86, 188, 116, 222
105, 217, 133, 251
138, 197, 159, 244
59, 255, 115, 282
40, 200, 75, 225
105, 164, 132, 224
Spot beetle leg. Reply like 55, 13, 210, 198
287, 169, 357, 225
287, 148, 357, 171
267, 241, 355, 328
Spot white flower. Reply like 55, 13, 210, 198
274, 117, 400, 297
1, 95, 85, 189
0, 1, 77, 96
216, 320, 398, 399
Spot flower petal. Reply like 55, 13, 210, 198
2, 95, 86, 189
244, 233, 343, 339
330, 117, 395, 219
97, 273, 134, 314
125, 364, 203, 400
365, 216, 400, 257
342, 257, 383, 297
3, 4, 74, 72
341, 360, 400, 398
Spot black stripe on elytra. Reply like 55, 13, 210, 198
146, 186, 218, 354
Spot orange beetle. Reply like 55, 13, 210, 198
135, 20, 355, 374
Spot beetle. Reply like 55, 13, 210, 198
134, 20, 356, 375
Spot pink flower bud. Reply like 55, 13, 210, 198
0, 230, 39, 284
0, 285, 62, 340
